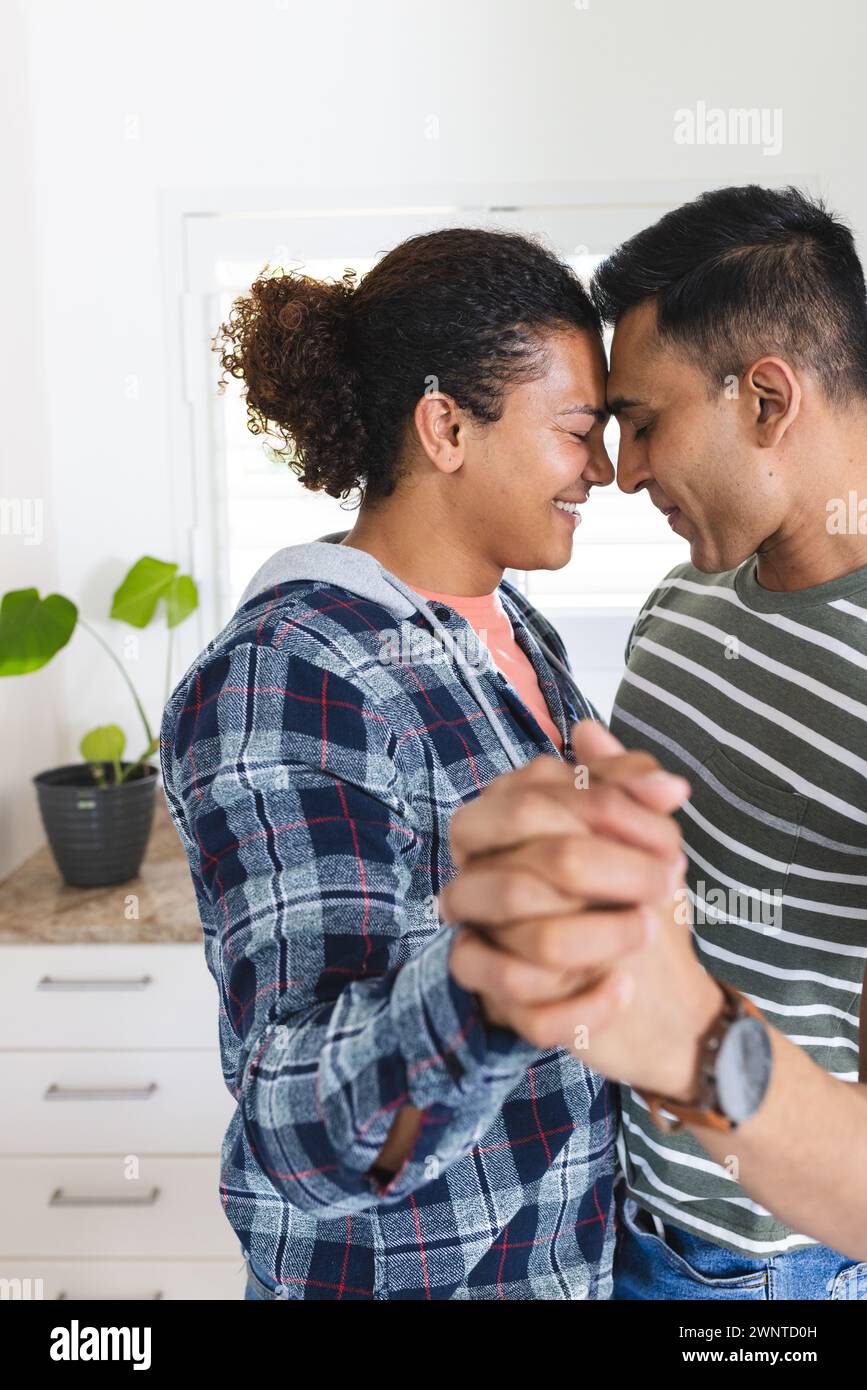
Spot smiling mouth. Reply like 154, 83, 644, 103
552, 498, 584, 524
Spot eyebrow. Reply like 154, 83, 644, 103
556, 403, 609, 425
606, 396, 646, 416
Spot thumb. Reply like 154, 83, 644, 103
570, 718, 625, 763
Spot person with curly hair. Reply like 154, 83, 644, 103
159, 226, 688, 1300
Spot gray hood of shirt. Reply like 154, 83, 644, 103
235, 531, 537, 768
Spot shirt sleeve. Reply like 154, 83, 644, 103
163, 637, 540, 1217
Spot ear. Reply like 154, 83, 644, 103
743, 356, 801, 447
412, 391, 466, 475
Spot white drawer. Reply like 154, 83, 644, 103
0, 1259, 247, 1301
0, 944, 218, 1049
0, 1050, 235, 1154
0, 1155, 240, 1259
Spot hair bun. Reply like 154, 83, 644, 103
213, 265, 368, 499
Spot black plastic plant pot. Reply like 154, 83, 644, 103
33, 762, 158, 887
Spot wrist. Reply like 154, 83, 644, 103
654, 972, 725, 1103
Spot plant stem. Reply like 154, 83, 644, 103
164, 625, 174, 710
78, 618, 156, 749
118, 748, 152, 783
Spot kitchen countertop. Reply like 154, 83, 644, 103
0, 794, 202, 944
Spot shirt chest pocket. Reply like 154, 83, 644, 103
678, 746, 808, 938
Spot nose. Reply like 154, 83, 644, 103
615, 432, 651, 495
584, 431, 615, 488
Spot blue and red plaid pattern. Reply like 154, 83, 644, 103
160, 573, 617, 1299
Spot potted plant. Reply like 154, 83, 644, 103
0, 556, 198, 886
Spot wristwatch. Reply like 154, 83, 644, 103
637, 981, 773, 1134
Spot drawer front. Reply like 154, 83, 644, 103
0, 1260, 247, 1301
0, 1050, 235, 1154
0, 944, 217, 1048
0, 1155, 239, 1259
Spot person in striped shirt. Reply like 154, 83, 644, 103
593, 184, 867, 1297
447, 184, 867, 1299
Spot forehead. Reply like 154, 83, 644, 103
608, 300, 662, 395
608, 303, 715, 410
535, 326, 608, 402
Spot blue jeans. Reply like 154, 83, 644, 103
614, 1194, 867, 1300
242, 1247, 293, 1301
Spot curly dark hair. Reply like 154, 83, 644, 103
213, 226, 602, 503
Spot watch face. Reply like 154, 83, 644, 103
716, 1017, 773, 1123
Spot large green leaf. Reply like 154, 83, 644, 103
111, 556, 198, 629
80, 724, 126, 764
110, 556, 178, 628
164, 574, 198, 628
0, 589, 78, 675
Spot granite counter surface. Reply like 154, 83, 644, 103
0, 795, 202, 944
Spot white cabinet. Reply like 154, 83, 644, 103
1, 1260, 246, 1301
0, 942, 245, 1300
0, 943, 218, 1049
0, 1050, 235, 1154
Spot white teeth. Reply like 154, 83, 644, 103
553, 499, 582, 515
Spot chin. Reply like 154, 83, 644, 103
689, 535, 754, 575
536, 541, 574, 572
504, 537, 573, 574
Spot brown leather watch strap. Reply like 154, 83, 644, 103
636, 982, 764, 1134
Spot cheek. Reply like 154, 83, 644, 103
543, 439, 586, 495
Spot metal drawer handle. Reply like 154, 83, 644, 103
37, 975, 153, 992
49, 1186, 160, 1208
57, 1290, 164, 1300
44, 1083, 158, 1102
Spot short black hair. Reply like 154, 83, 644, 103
215, 227, 602, 502
591, 185, 867, 403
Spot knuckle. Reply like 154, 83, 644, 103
590, 783, 621, 820
535, 920, 565, 970
643, 860, 670, 900
498, 870, 531, 920
511, 788, 550, 839
526, 753, 564, 780
664, 818, 684, 853
497, 954, 533, 1002
551, 835, 586, 884
630, 752, 660, 774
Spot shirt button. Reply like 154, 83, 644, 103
434, 606, 451, 621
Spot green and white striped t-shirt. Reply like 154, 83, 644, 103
610, 555, 867, 1256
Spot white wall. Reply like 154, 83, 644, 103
0, 0, 63, 877
4, 0, 867, 867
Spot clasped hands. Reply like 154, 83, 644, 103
441, 721, 724, 1102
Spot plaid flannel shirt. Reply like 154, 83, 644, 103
160, 571, 617, 1299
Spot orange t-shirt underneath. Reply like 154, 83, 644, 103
411, 585, 564, 753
